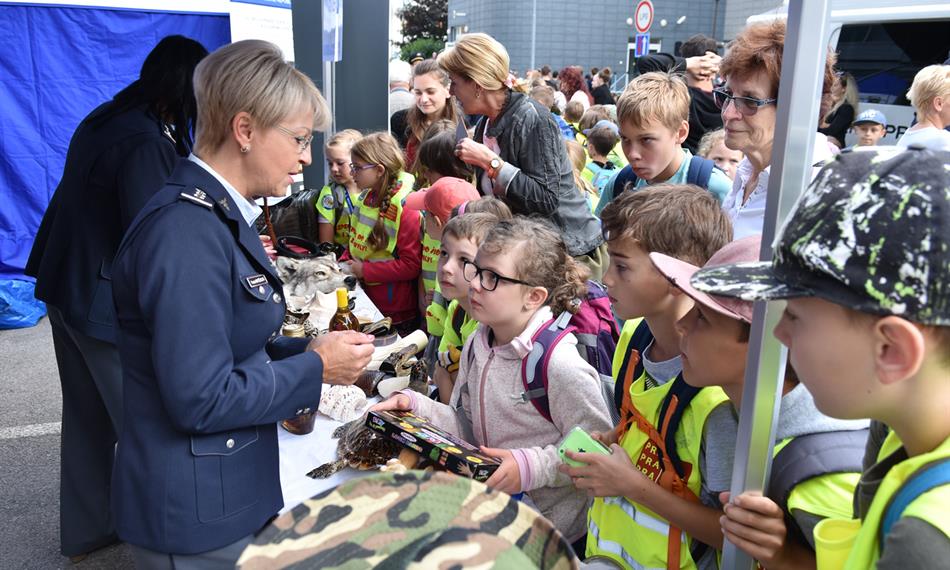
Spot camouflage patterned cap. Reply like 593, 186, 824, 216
237, 470, 579, 569
691, 146, 950, 325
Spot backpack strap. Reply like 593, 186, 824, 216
620, 373, 702, 570
614, 320, 655, 416
451, 301, 467, 338
880, 456, 950, 546
521, 311, 575, 423
655, 375, 703, 480
766, 429, 869, 508
685, 155, 716, 189
766, 428, 869, 548
612, 165, 639, 197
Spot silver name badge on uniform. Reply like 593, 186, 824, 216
245, 274, 268, 288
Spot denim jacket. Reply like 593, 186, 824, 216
474, 91, 603, 256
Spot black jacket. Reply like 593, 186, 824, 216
474, 92, 603, 256
591, 84, 615, 106
685, 86, 724, 154
819, 103, 855, 147
25, 102, 178, 342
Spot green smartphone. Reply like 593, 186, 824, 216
558, 426, 611, 467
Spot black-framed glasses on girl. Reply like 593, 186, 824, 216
462, 260, 533, 291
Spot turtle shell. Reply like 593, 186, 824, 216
308, 418, 400, 478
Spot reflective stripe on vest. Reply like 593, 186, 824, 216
602, 496, 687, 543
421, 230, 440, 293
588, 518, 665, 570
425, 291, 448, 336
587, 370, 727, 569
841, 431, 950, 568
348, 176, 413, 262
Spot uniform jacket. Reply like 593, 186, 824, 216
405, 307, 613, 541
26, 102, 178, 343
110, 159, 324, 554
473, 92, 603, 257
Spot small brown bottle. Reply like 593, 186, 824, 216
328, 288, 359, 332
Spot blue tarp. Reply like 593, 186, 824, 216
0, 4, 231, 282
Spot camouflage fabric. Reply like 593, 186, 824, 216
237, 470, 579, 569
691, 147, 950, 325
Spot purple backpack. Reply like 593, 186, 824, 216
520, 281, 619, 423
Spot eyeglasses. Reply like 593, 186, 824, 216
275, 125, 314, 153
349, 163, 378, 174
713, 88, 777, 116
462, 260, 533, 292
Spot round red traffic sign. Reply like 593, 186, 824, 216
635, 0, 654, 33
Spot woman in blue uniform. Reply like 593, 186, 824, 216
110, 40, 375, 568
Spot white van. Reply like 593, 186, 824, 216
749, 1, 950, 145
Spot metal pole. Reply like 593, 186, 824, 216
712, 0, 720, 40
530, 0, 537, 71
720, 1, 831, 568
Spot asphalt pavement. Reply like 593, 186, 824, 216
0, 317, 133, 569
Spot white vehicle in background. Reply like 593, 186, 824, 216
749, 0, 950, 145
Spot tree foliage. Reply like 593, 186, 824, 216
398, 0, 447, 46
399, 37, 445, 62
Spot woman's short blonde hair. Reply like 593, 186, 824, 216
193, 39, 330, 153
437, 33, 509, 91
907, 65, 950, 116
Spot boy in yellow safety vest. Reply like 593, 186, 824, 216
563, 184, 735, 570
690, 147, 950, 568
652, 234, 869, 569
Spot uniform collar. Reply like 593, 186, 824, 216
169, 159, 278, 281
187, 153, 262, 226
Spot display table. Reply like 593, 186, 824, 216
277, 399, 378, 512
277, 284, 386, 512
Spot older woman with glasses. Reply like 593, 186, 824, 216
109, 40, 375, 568
714, 19, 837, 240
439, 33, 607, 280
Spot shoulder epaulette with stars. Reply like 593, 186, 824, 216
179, 187, 213, 209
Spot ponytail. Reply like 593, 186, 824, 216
368, 174, 399, 252
549, 256, 590, 315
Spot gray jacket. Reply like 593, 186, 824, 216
474, 91, 603, 257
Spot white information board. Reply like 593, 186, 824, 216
229, 0, 294, 61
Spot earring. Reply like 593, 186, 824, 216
241, 145, 250, 153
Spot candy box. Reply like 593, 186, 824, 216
365, 410, 500, 482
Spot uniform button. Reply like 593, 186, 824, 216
225, 438, 235, 449
294, 409, 304, 415
272, 293, 281, 303
259, 286, 265, 294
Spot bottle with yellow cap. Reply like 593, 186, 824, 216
329, 288, 359, 332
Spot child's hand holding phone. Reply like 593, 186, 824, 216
558, 426, 611, 467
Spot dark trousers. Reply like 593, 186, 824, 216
47, 306, 123, 557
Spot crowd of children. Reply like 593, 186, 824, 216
304, 34, 950, 569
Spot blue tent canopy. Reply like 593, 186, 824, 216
0, 3, 231, 281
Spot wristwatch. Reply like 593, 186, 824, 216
488, 157, 502, 179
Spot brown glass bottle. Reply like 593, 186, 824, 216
280, 322, 316, 435
328, 288, 359, 332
